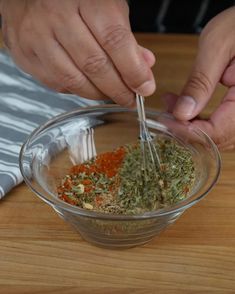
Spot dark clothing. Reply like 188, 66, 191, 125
129, 0, 235, 33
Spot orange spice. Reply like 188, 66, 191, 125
70, 146, 125, 178
58, 146, 126, 206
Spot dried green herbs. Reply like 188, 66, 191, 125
57, 137, 195, 214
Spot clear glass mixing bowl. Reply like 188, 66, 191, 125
19, 105, 221, 249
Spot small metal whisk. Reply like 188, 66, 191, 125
136, 94, 161, 177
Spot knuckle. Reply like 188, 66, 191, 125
101, 24, 130, 51
187, 71, 212, 96
113, 89, 134, 105
82, 54, 110, 76
59, 73, 86, 91
126, 65, 151, 89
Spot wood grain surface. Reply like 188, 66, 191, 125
0, 33, 235, 293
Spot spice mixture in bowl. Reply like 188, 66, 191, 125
57, 138, 195, 215
20, 105, 221, 249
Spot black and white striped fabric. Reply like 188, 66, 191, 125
0, 50, 101, 198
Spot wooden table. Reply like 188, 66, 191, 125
0, 33, 235, 293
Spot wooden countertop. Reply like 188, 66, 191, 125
0, 33, 235, 293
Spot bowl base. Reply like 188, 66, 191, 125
78, 231, 158, 250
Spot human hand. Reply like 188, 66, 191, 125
0, 0, 156, 107
162, 7, 235, 150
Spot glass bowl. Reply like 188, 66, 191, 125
19, 105, 221, 249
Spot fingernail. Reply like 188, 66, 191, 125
174, 95, 197, 119
136, 80, 156, 96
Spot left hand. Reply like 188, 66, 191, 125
0, 0, 156, 107
162, 7, 235, 151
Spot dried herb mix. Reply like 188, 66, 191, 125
57, 137, 195, 214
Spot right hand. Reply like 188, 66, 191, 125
0, 0, 156, 106
162, 7, 235, 150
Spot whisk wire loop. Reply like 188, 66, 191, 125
136, 94, 161, 174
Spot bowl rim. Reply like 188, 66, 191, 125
19, 105, 221, 220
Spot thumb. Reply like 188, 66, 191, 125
173, 34, 229, 121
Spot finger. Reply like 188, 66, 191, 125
220, 144, 235, 151
218, 140, 235, 151
14, 54, 62, 91
191, 86, 235, 149
9, 39, 63, 92
161, 92, 179, 113
140, 46, 156, 68
173, 34, 230, 121
2, 18, 62, 90
54, 14, 135, 107
29, 36, 107, 100
221, 58, 235, 87
80, 0, 156, 96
